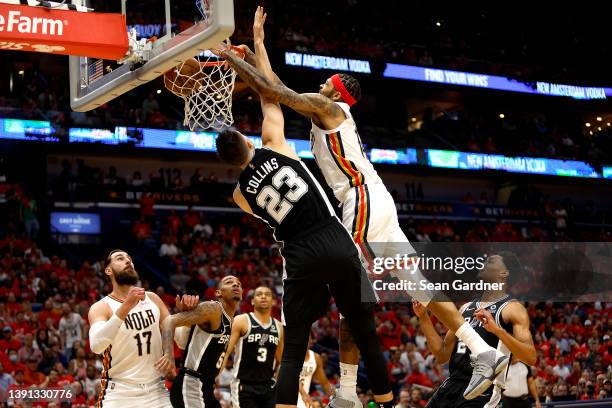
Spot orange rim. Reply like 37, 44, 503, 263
199, 45, 245, 67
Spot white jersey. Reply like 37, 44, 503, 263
310, 102, 384, 201
59, 313, 84, 348
297, 350, 317, 408
100, 293, 163, 384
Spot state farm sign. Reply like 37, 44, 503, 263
0, 3, 128, 60
0, 10, 65, 36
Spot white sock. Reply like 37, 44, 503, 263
455, 322, 492, 356
338, 362, 358, 396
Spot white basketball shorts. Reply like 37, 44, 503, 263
96, 378, 171, 408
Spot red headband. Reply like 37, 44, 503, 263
331, 74, 357, 107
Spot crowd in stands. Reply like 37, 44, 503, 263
0, 190, 610, 407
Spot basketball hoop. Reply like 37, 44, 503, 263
164, 42, 245, 131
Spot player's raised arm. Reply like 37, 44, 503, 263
412, 300, 456, 364
251, 6, 286, 149
88, 287, 145, 354
253, 7, 278, 86
221, 313, 249, 369
155, 301, 222, 375
475, 301, 536, 365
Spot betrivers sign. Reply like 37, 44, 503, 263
0, 8, 66, 52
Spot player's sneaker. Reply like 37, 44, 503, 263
463, 350, 509, 400
328, 390, 362, 408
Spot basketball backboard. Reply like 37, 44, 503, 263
69, 0, 234, 112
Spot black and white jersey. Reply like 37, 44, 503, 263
181, 302, 232, 382
233, 313, 281, 385
449, 295, 514, 382
238, 148, 336, 242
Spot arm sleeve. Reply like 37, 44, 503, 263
88, 314, 124, 354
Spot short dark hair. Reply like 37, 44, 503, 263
216, 129, 250, 166
499, 251, 523, 287
104, 249, 126, 269
338, 73, 362, 103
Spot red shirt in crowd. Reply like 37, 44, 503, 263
405, 370, 433, 388
133, 221, 152, 239
139, 194, 155, 217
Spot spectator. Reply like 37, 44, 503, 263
0, 362, 15, 402
387, 348, 408, 391
159, 236, 179, 258
378, 314, 402, 349
142, 92, 160, 121
394, 388, 411, 408
190, 168, 206, 188
18, 333, 43, 364
68, 347, 88, 380
410, 388, 427, 408
102, 166, 121, 185
170, 266, 190, 293
552, 355, 570, 380
404, 362, 433, 388
21, 195, 40, 240
139, 191, 155, 221
156, 286, 176, 307
552, 382, 572, 401
130, 171, 144, 187
133, 216, 152, 242
10, 368, 28, 388
24, 357, 45, 385
38, 347, 60, 375
0, 327, 21, 351
59, 303, 85, 360
83, 365, 99, 401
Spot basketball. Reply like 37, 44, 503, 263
164, 58, 204, 97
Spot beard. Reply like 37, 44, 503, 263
114, 268, 140, 286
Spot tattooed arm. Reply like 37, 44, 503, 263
221, 50, 340, 121
154, 301, 222, 376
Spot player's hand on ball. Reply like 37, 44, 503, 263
253, 6, 267, 42
412, 300, 428, 318
125, 287, 146, 308
236, 44, 255, 65
176, 294, 199, 312
474, 308, 500, 334
154, 354, 176, 377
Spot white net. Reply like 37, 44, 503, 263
164, 44, 241, 131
